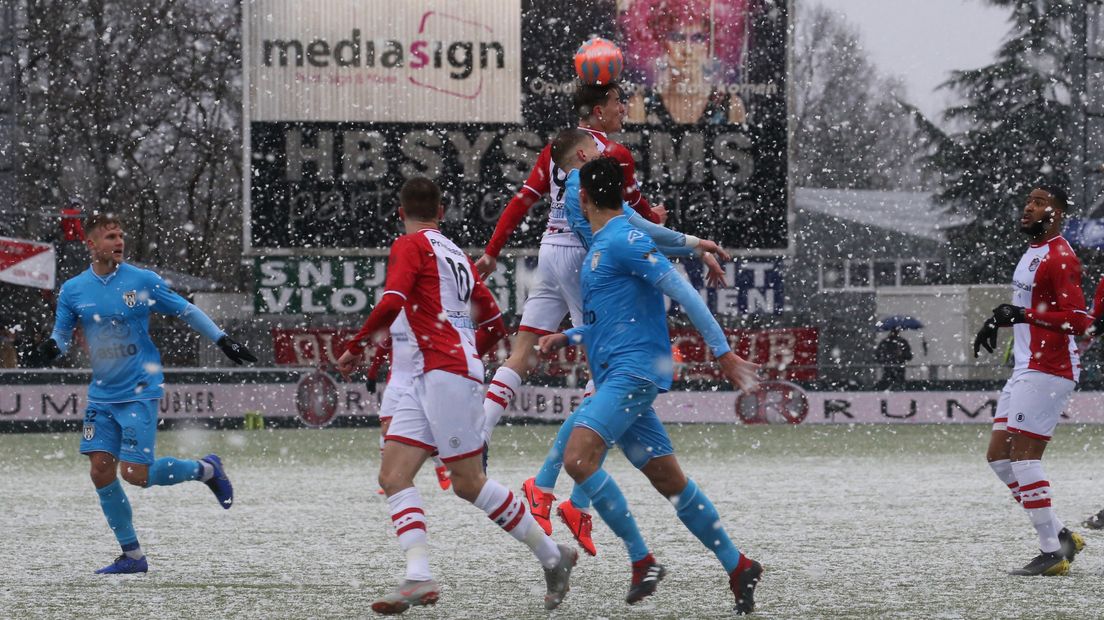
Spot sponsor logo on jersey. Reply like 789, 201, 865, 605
123, 290, 138, 307
1029, 257, 1041, 272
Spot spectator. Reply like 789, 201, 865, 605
876, 327, 912, 388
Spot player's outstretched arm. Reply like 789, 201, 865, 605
144, 270, 258, 364
654, 269, 759, 392
478, 146, 552, 277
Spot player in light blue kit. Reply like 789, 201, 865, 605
30, 213, 257, 574
522, 128, 732, 556
539, 157, 764, 613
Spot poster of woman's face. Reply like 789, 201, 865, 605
617, 0, 751, 125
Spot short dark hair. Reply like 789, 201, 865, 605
579, 157, 623, 210
550, 128, 591, 169
399, 177, 442, 220
573, 82, 622, 120
1036, 183, 1069, 211
85, 212, 122, 235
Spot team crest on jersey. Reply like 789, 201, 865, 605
1028, 257, 1041, 272
591, 251, 602, 270
123, 290, 138, 307
83, 425, 95, 440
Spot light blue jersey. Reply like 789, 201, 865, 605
50, 263, 224, 402
567, 216, 732, 390
562, 169, 694, 256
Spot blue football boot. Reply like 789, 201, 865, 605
95, 554, 148, 574
201, 454, 233, 509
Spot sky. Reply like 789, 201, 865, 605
813, 0, 1013, 123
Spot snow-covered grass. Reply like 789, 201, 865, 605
3, 424, 1104, 619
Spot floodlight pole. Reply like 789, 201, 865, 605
1071, 1, 1104, 216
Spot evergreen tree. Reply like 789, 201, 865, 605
924, 0, 1076, 283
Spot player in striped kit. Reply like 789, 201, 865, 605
337, 178, 577, 614
973, 185, 1089, 575
365, 329, 452, 493
474, 82, 727, 549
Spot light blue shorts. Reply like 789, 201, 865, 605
79, 400, 159, 465
572, 374, 674, 469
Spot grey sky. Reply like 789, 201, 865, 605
811, 0, 1012, 122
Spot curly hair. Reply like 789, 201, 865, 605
618, 0, 749, 86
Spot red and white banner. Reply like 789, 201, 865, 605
270, 326, 819, 381
0, 237, 55, 290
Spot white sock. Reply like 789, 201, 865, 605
124, 545, 144, 560
988, 459, 1021, 504
387, 487, 432, 581
473, 478, 561, 569
482, 367, 522, 442
198, 461, 215, 482
1011, 459, 1061, 553
432, 456, 446, 469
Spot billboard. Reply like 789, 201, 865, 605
244, 0, 790, 254
252, 255, 784, 315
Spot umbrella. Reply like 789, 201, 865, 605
876, 316, 923, 331
876, 315, 927, 356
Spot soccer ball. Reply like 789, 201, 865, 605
574, 37, 623, 85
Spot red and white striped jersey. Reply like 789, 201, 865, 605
483, 127, 658, 257
1010, 235, 1090, 381
381, 228, 501, 382
385, 309, 419, 383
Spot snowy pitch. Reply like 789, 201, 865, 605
3, 424, 1103, 618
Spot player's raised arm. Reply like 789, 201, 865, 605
605, 141, 663, 224
144, 270, 257, 364
476, 146, 552, 277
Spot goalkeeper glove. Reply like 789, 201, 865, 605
217, 336, 258, 365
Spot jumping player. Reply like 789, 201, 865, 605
336, 178, 577, 614
523, 128, 731, 557
30, 213, 257, 574
973, 185, 1089, 575
538, 157, 763, 612
474, 82, 727, 542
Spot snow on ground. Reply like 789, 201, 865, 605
2, 424, 1104, 619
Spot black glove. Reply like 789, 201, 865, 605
217, 336, 257, 365
26, 339, 61, 367
1093, 314, 1104, 338
991, 304, 1026, 327
973, 318, 998, 357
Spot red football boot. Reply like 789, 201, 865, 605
522, 477, 555, 535
557, 499, 597, 556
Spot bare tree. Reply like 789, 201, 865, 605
16, 0, 241, 283
792, 3, 929, 190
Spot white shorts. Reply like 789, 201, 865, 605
993, 369, 1074, 441
518, 243, 587, 334
384, 370, 486, 462
378, 376, 415, 421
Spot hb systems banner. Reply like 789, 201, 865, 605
244, 0, 789, 253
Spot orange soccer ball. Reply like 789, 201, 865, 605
574, 37, 623, 85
